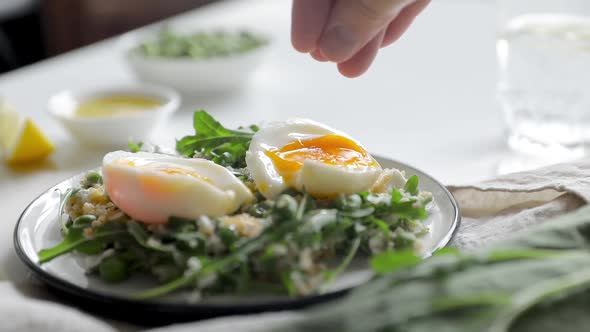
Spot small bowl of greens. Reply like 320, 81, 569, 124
123, 28, 271, 94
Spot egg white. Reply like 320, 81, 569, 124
102, 151, 254, 224
245, 119, 382, 199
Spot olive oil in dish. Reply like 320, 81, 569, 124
75, 95, 162, 117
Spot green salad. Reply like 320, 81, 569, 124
137, 29, 268, 60
39, 111, 432, 300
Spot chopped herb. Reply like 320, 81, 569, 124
128, 141, 144, 153
137, 28, 268, 60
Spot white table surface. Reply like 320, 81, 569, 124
0, 0, 509, 301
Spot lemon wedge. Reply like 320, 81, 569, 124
0, 101, 55, 164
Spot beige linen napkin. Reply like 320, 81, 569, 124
448, 159, 589, 250
3, 160, 589, 332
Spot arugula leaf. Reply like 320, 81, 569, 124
433, 247, 461, 257
177, 136, 252, 155
38, 227, 127, 263
368, 217, 392, 240
192, 110, 251, 137
370, 250, 421, 274
176, 110, 255, 168
321, 237, 361, 293
128, 141, 144, 153
404, 175, 420, 196
391, 189, 403, 204
281, 272, 297, 297
390, 199, 428, 220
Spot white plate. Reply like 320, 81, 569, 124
13, 156, 459, 324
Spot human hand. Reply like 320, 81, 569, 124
291, 0, 430, 77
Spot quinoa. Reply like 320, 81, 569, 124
65, 184, 122, 229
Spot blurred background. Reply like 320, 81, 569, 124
0, 0, 221, 73
0, 0, 588, 178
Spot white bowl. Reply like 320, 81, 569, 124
48, 85, 180, 148
121, 30, 271, 94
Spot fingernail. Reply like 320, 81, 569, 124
319, 25, 358, 62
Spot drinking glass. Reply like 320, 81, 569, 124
497, 0, 590, 157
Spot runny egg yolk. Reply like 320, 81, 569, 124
265, 134, 378, 183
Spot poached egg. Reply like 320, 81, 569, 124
245, 119, 382, 199
102, 151, 254, 224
